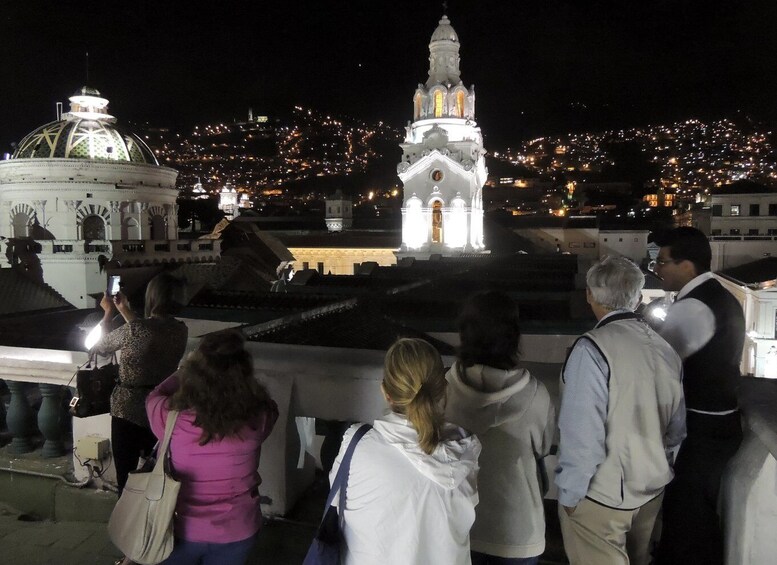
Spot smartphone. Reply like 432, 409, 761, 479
107, 275, 121, 296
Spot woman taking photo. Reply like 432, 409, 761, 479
445, 291, 556, 565
146, 329, 278, 565
93, 272, 188, 493
330, 337, 481, 565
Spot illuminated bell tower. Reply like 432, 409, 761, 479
397, 14, 487, 257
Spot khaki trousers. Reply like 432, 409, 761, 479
558, 493, 663, 565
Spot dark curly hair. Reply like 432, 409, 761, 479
457, 291, 521, 370
168, 329, 273, 445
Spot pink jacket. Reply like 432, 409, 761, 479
146, 375, 278, 543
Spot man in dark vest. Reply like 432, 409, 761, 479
651, 227, 745, 565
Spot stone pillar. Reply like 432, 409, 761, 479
38, 384, 66, 457
6, 381, 35, 454
0, 389, 6, 425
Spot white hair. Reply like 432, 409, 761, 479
586, 256, 644, 311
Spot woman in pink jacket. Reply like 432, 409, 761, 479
145, 329, 278, 565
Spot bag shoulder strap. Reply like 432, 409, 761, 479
151, 410, 179, 477
323, 424, 372, 516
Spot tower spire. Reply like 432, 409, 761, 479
426, 14, 461, 88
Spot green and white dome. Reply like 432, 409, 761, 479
12, 86, 158, 165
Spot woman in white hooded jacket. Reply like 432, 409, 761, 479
445, 291, 555, 565
330, 338, 481, 565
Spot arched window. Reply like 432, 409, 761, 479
432, 200, 443, 243
403, 196, 425, 250
12, 213, 31, 238
447, 196, 467, 248
150, 214, 166, 240
123, 218, 140, 240
456, 91, 466, 118
414, 94, 423, 121
82, 215, 106, 241
434, 91, 444, 118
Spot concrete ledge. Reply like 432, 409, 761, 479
0, 445, 114, 522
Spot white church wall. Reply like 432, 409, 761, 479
39, 257, 103, 308
711, 239, 777, 271
599, 230, 649, 263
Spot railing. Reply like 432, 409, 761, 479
0, 348, 87, 460
24, 239, 221, 260
0, 335, 574, 515
85, 243, 111, 253
710, 235, 777, 241
121, 242, 145, 252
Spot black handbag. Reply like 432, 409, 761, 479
303, 424, 372, 565
69, 353, 119, 418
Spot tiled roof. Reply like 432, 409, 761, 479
0, 308, 94, 351
718, 258, 777, 286
245, 299, 455, 354
189, 289, 340, 311
279, 230, 401, 249
0, 270, 74, 316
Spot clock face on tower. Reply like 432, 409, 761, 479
431, 170, 444, 182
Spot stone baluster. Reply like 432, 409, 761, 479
38, 384, 66, 457
0, 389, 6, 428
6, 381, 35, 454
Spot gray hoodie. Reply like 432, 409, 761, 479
445, 362, 556, 559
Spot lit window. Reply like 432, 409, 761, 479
432, 201, 443, 243
731, 205, 740, 216
434, 91, 444, 118
456, 91, 465, 117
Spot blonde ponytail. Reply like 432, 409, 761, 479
383, 338, 446, 454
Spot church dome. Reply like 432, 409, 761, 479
11, 86, 159, 165
430, 15, 459, 43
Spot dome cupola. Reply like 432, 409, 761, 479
11, 86, 158, 164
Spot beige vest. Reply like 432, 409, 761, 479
584, 317, 684, 509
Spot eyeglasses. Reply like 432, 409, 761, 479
648, 258, 679, 272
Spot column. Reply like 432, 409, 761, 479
6, 381, 35, 454
38, 384, 66, 457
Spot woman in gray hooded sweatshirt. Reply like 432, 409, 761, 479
445, 291, 556, 565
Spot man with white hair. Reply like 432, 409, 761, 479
555, 256, 686, 565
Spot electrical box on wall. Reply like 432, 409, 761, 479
76, 436, 110, 460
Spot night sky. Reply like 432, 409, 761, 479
2, 1, 776, 151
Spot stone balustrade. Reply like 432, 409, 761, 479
31, 238, 221, 266
1, 335, 571, 515
0, 347, 87, 459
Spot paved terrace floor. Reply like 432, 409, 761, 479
0, 469, 568, 565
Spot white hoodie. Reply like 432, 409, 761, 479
330, 412, 481, 565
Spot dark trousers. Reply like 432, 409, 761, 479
471, 552, 539, 565
654, 411, 742, 565
111, 416, 157, 493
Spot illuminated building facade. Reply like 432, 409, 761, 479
397, 14, 487, 257
219, 181, 238, 218
0, 87, 200, 307
325, 190, 353, 232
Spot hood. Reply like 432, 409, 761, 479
373, 412, 481, 490
444, 362, 537, 435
